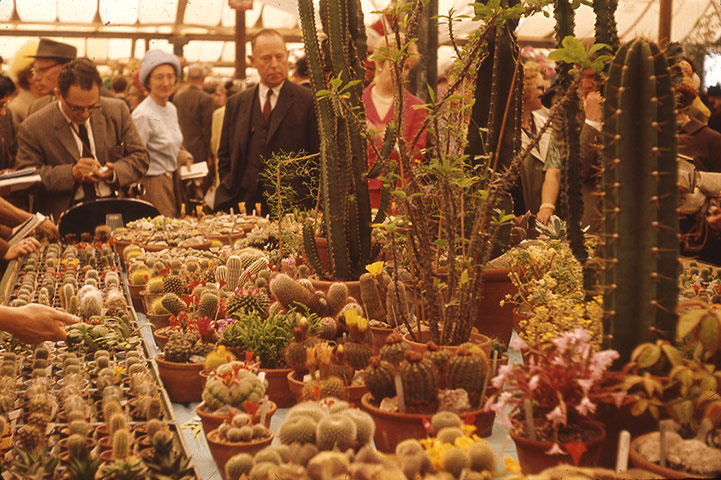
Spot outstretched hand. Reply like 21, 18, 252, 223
0, 304, 79, 344
3, 237, 41, 260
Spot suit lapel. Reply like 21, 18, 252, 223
53, 105, 81, 160
267, 83, 293, 142
90, 106, 108, 165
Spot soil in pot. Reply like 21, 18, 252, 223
510, 419, 606, 474
629, 432, 720, 479
155, 354, 203, 403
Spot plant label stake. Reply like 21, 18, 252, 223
615, 430, 630, 472
394, 372, 405, 414
659, 420, 668, 468
523, 399, 536, 441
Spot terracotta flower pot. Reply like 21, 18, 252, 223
195, 400, 277, 435
286, 371, 368, 404
206, 429, 274, 479
127, 284, 145, 312
510, 421, 606, 474
360, 392, 496, 453
474, 267, 516, 345
261, 367, 295, 408
308, 277, 362, 305
152, 326, 177, 351
155, 354, 203, 403
629, 432, 715, 479
401, 331, 491, 357
370, 325, 394, 354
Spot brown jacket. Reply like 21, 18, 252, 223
679, 117, 721, 172
16, 97, 149, 219
172, 85, 215, 165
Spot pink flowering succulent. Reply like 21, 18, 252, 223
485, 328, 624, 456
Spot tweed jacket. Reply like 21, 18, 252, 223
214, 80, 319, 210
16, 97, 149, 219
173, 85, 215, 165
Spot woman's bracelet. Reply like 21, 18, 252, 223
539, 203, 556, 211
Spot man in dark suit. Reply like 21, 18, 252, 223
214, 29, 319, 214
16, 58, 150, 220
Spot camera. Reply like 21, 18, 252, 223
122, 183, 146, 197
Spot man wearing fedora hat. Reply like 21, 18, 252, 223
26, 38, 77, 117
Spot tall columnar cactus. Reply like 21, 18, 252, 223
554, 0, 587, 271
592, 0, 619, 51
600, 39, 678, 361
298, 0, 378, 281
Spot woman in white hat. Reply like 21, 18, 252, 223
132, 49, 190, 217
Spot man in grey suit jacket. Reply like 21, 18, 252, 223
16, 58, 149, 220
215, 29, 319, 214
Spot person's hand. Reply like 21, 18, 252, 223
3, 237, 41, 260
38, 218, 59, 239
536, 206, 554, 225
708, 206, 721, 232
584, 91, 602, 123
72, 157, 102, 184
93, 162, 115, 182
1, 304, 78, 343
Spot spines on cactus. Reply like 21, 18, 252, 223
600, 38, 679, 361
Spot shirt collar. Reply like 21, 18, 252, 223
258, 81, 284, 101
57, 100, 90, 130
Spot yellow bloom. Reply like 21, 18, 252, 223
503, 456, 521, 474
454, 435, 474, 449
365, 261, 384, 277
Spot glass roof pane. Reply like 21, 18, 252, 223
58, 0, 97, 23
16, 0, 56, 22
139, 0, 177, 24
146, 39, 172, 52
87, 38, 111, 62
183, 40, 224, 62
184, 0, 223, 26
100, 0, 140, 25
108, 38, 133, 59
0, 0, 14, 21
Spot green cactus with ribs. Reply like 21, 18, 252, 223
298, 0, 384, 281
600, 38, 679, 361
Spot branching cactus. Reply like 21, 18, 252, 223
600, 38, 679, 361
298, 0, 378, 281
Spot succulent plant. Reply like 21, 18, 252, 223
400, 351, 439, 411
601, 38, 679, 360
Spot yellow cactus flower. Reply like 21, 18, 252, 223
365, 261, 384, 277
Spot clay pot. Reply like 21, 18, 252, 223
308, 277, 362, 305
474, 267, 516, 345
206, 429, 274, 479
370, 325, 394, 354
152, 327, 177, 351
127, 284, 145, 312
286, 371, 368, 404
401, 331, 491, 357
195, 400, 277, 435
155, 354, 203, 403
510, 421, 606, 474
261, 367, 295, 408
628, 432, 715, 479
360, 393, 496, 453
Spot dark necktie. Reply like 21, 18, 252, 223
77, 124, 96, 201
262, 89, 273, 121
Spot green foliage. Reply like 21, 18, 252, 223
548, 36, 612, 73
219, 309, 318, 369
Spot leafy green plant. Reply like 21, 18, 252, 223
219, 309, 319, 369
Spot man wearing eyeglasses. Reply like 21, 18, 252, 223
15, 58, 150, 219
26, 38, 77, 118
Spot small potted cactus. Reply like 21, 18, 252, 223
196, 360, 275, 435
205, 412, 274, 477
361, 344, 494, 453
154, 329, 209, 403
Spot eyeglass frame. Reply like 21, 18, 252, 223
60, 93, 102, 114
31, 62, 61, 77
